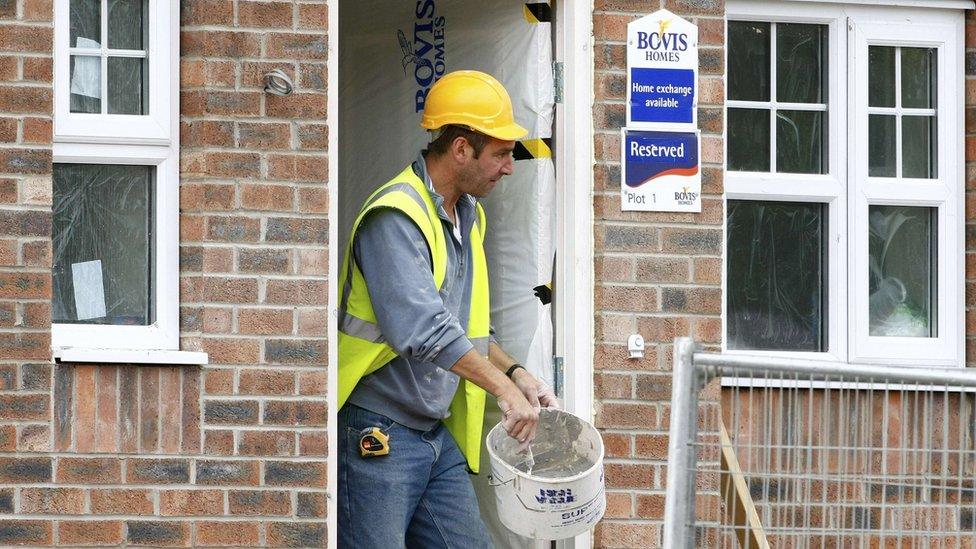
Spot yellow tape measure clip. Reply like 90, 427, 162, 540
359, 427, 390, 457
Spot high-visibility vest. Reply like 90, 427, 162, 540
337, 164, 490, 473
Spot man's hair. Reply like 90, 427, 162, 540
427, 125, 489, 158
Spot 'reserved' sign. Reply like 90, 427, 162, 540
621, 129, 701, 213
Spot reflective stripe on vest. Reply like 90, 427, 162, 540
337, 164, 490, 473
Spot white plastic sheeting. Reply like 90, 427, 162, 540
338, 2, 555, 545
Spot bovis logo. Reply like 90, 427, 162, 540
397, 0, 446, 113
634, 18, 688, 62
674, 187, 699, 206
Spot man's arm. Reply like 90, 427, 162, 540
488, 342, 559, 410
354, 209, 538, 440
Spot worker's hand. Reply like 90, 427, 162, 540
537, 383, 559, 410
497, 386, 539, 448
511, 368, 559, 411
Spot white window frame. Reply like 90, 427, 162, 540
724, 1, 965, 368
52, 0, 186, 357
53, 0, 172, 144
849, 18, 964, 366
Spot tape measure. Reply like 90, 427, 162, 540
359, 427, 390, 457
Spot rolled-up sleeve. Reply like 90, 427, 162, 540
353, 208, 473, 370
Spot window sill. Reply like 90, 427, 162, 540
52, 348, 209, 366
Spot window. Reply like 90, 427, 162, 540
52, 0, 181, 354
725, 3, 963, 366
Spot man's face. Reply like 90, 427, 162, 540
457, 137, 515, 198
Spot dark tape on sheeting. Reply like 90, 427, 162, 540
514, 138, 552, 161
523, 2, 552, 24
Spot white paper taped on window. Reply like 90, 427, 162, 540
71, 260, 107, 321
70, 37, 101, 99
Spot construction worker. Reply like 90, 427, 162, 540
336, 70, 558, 547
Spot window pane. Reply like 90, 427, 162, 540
108, 0, 147, 50
729, 21, 770, 101
69, 56, 101, 114
728, 108, 770, 172
108, 57, 148, 115
869, 46, 895, 108
53, 164, 153, 326
70, 0, 100, 48
727, 200, 826, 351
776, 110, 825, 174
902, 116, 937, 179
869, 114, 896, 177
901, 47, 937, 109
868, 206, 936, 337
776, 24, 827, 104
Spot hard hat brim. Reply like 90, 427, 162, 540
480, 122, 529, 142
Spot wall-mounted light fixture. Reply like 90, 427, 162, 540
264, 69, 294, 96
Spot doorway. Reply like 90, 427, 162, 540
327, 2, 594, 547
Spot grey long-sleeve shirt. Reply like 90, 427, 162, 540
346, 153, 479, 431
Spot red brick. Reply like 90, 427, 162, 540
74, 366, 96, 452
299, 63, 326, 91
634, 434, 670, 460
199, 307, 232, 333
238, 122, 292, 149
95, 366, 118, 453
0, 332, 50, 360
238, 369, 295, 395
604, 491, 634, 519
264, 461, 326, 487
56, 457, 120, 484
196, 521, 260, 547
0, 85, 51, 113
179, 183, 236, 212
297, 123, 328, 150
296, 492, 326, 518
265, 93, 327, 119
240, 184, 294, 211
181, 31, 260, 57
180, 0, 233, 26
595, 373, 632, 399
266, 522, 326, 547
203, 429, 235, 456
19, 488, 84, 514
602, 433, 631, 458
605, 463, 655, 489
0, 520, 52, 546
0, 117, 15, 142
197, 337, 261, 364
299, 431, 327, 455
239, 308, 294, 335
160, 490, 224, 517
22, 57, 52, 83
297, 370, 327, 395
263, 400, 326, 426
90, 489, 153, 515
181, 367, 202, 453
0, 25, 52, 53
0, 394, 48, 420
180, 120, 235, 148
0, 272, 50, 298
195, 460, 260, 486
125, 459, 190, 485
0, 56, 15, 80
159, 367, 182, 453
636, 493, 666, 519
593, 521, 658, 548
238, 1, 292, 28
298, 3, 327, 30
57, 520, 123, 545
22, 117, 50, 143
0, 239, 14, 265
18, 424, 48, 452
204, 369, 234, 394
21, 239, 50, 267
267, 154, 328, 182
596, 285, 659, 313
265, 279, 327, 305
125, 520, 189, 547
229, 490, 291, 516
266, 33, 326, 60
239, 430, 295, 456
298, 187, 327, 214
181, 91, 262, 117
596, 403, 656, 429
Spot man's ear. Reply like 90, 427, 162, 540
450, 136, 470, 163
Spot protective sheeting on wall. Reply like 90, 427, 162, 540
338, 2, 555, 546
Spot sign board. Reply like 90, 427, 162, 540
626, 10, 698, 130
621, 129, 701, 212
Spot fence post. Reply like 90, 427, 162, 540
663, 337, 700, 548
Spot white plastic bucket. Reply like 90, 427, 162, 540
486, 409, 606, 540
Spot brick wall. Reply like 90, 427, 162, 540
591, 1, 725, 547
0, 0, 330, 546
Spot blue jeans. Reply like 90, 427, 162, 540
338, 404, 493, 548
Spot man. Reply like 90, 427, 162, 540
337, 70, 557, 547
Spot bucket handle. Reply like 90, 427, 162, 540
487, 472, 516, 487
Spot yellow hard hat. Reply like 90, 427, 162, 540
420, 70, 528, 141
